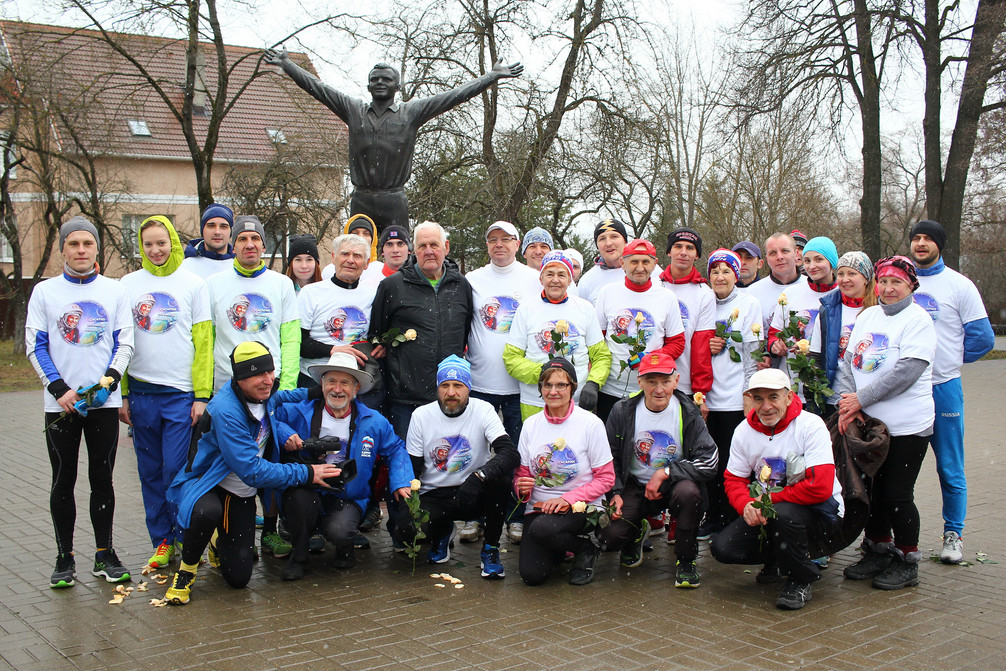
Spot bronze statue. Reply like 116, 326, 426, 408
264, 49, 523, 233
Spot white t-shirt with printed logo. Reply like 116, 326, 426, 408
629, 398, 684, 482
847, 303, 936, 436
208, 267, 299, 391
518, 406, 612, 506
577, 263, 662, 306
915, 267, 989, 384
297, 280, 376, 378
747, 274, 808, 334
407, 398, 507, 493
506, 295, 605, 407
770, 281, 836, 399
809, 301, 864, 400
595, 281, 685, 398
661, 281, 716, 395
466, 261, 543, 395
120, 267, 210, 392
707, 291, 762, 412
26, 274, 133, 413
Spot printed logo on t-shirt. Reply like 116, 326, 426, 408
323, 306, 369, 342
795, 308, 820, 337
227, 293, 272, 333
532, 440, 578, 486
57, 300, 107, 346
913, 293, 939, 322
754, 456, 787, 487
634, 430, 679, 469
430, 436, 472, 474
132, 292, 179, 334
839, 324, 854, 359
479, 296, 520, 333
610, 308, 654, 339
851, 332, 890, 372
535, 320, 582, 356
678, 301, 690, 331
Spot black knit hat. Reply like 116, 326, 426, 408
539, 357, 577, 385
287, 234, 319, 264
379, 225, 412, 251
666, 227, 703, 257
230, 342, 275, 381
593, 218, 628, 244
909, 219, 946, 252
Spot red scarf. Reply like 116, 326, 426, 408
659, 266, 706, 285
808, 279, 837, 293
624, 277, 652, 292
841, 294, 864, 308
746, 396, 803, 436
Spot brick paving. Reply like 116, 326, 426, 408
1, 362, 1004, 670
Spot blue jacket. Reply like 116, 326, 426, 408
273, 397, 413, 512
817, 290, 844, 390
168, 381, 312, 529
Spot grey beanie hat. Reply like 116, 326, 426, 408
231, 215, 267, 244
59, 216, 100, 251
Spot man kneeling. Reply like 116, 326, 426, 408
165, 343, 340, 604
711, 369, 842, 610
274, 352, 412, 579
395, 356, 519, 579
599, 353, 717, 587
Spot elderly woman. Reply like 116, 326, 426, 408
514, 359, 615, 586
809, 251, 877, 418
504, 250, 611, 419
837, 256, 936, 591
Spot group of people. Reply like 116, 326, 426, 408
26, 204, 993, 611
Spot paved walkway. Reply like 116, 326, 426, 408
2, 362, 1004, 670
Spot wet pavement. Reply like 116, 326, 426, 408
1, 361, 1004, 670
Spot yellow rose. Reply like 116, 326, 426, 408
99, 376, 115, 388
759, 465, 772, 483
553, 438, 566, 450
634, 312, 645, 324
796, 339, 810, 355
752, 323, 762, 336
410, 479, 421, 492
554, 320, 569, 335
730, 308, 739, 321
777, 293, 787, 306
571, 501, 587, 513
693, 391, 706, 406
404, 329, 417, 341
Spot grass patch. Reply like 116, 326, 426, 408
0, 339, 39, 392
982, 349, 1006, 361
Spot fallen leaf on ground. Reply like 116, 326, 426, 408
108, 595, 125, 604
454, 584, 464, 589
434, 583, 445, 588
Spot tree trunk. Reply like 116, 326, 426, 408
937, 0, 1006, 270
922, 0, 943, 222
854, 0, 883, 260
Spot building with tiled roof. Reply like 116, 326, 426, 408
0, 20, 347, 278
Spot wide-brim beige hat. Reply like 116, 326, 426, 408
308, 351, 374, 394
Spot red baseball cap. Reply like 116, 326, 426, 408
622, 238, 657, 259
637, 352, 677, 376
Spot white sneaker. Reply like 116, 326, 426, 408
459, 520, 481, 543
940, 531, 964, 564
507, 522, 523, 545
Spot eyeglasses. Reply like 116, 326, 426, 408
542, 382, 571, 390
487, 236, 517, 245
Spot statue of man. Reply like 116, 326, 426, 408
264, 49, 523, 233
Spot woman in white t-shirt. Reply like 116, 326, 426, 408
703, 249, 763, 533
837, 256, 936, 591
514, 359, 615, 586
809, 251, 877, 418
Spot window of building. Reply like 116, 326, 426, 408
1, 131, 17, 179
0, 217, 15, 263
127, 119, 152, 136
266, 128, 287, 145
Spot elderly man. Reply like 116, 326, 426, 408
273, 352, 412, 579
181, 203, 235, 280
27, 216, 134, 588
600, 353, 717, 587
369, 221, 474, 439
265, 49, 521, 234
395, 356, 519, 577
710, 368, 842, 610
164, 343, 340, 604
594, 239, 685, 421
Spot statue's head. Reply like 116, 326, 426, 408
367, 63, 401, 102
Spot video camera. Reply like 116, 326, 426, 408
299, 436, 357, 493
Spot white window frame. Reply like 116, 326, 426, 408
1, 131, 16, 179
266, 128, 288, 145
0, 215, 14, 263
127, 119, 151, 136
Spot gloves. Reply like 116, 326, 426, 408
578, 381, 599, 412
628, 352, 642, 369
456, 473, 484, 511
103, 368, 121, 392
91, 386, 111, 409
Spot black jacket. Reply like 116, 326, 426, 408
369, 256, 473, 406
605, 390, 718, 495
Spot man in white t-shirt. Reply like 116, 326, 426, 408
746, 233, 808, 365
711, 368, 842, 611
908, 219, 995, 564
594, 238, 685, 421
395, 356, 519, 579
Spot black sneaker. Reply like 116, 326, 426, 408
674, 560, 701, 588
568, 541, 600, 586
872, 556, 919, 590
353, 533, 371, 550
776, 579, 813, 610
843, 549, 893, 580
50, 553, 75, 589
92, 549, 131, 583
620, 519, 650, 568
331, 546, 356, 569
308, 533, 326, 553
358, 504, 382, 533
756, 562, 784, 584
281, 558, 308, 581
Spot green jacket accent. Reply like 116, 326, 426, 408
279, 320, 302, 390
585, 340, 613, 387
191, 320, 214, 400
138, 215, 184, 276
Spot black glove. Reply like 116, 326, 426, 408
103, 368, 122, 392
578, 380, 599, 412
456, 472, 484, 511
